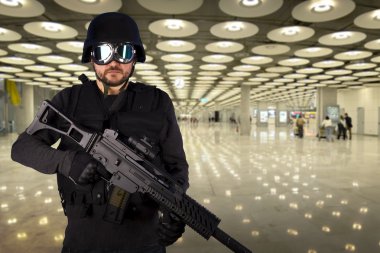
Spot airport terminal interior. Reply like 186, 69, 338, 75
1, 0, 380, 253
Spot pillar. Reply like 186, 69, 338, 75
14, 84, 34, 133
240, 85, 251, 135
316, 87, 338, 127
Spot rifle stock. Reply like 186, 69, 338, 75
27, 100, 252, 253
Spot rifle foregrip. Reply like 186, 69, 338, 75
213, 227, 252, 253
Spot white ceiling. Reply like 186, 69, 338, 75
0, 0, 380, 113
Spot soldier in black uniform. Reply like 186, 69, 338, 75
11, 12, 189, 253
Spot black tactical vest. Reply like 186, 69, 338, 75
56, 79, 167, 221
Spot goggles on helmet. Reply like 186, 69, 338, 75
91, 42, 136, 65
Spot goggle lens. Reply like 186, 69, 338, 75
92, 43, 135, 65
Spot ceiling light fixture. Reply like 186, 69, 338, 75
306, 47, 322, 52
239, 0, 261, 7
217, 41, 232, 48
68, 41, 83, 48
0, 0, 22, 7
373, 10, 380, 21
281, 27, 300, 36
168, 40, 185, 47
332, 31, 351, 40
21, 43, 41, 50
0, 28, 6, 35
79, 0, 98, 3
225, 22, 243, 32
42, 22, 62, 32
165, 19, 183, 30
310, 0, 334, 13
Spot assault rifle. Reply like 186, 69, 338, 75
26, 100, 252, 253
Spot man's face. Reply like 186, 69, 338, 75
93, 59, 135, 87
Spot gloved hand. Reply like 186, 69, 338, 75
157, 212, 185, 246
69, 151, 108, 185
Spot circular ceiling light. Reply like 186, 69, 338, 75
354, 9, 380, 29
248, 77, 268, 82
37, 55, 73, 64
325, 69, 352, 75
334, 50, 372, 61
198, 71, 222, 76
292, 0, 355, 23
202, 54, 234, 63
233, 65, 260, 72
309, 74, 333, 80
284, 73, 307, 79
0, 66, 22, 73
8, 43, 52, 54
364, 39, 380, 50
256, 72, 280, 78
137, 0, 203, 14
56, 41, 84, 53
345, 63, 377, 70
318, 31, 366, 46
58, 64, 88, 71
252, 44, 290, 55
0, 27, 22, 41
156, 40, 196, 52
161, 54, 194, 63
227, 71, 251, 77
210, 21, 259, 39
135, 63, 158, 70
54, 0, 121, 14
167, 71, 192, 76
0, 0, 44, 17
33, 77, 58, 82
205, 41, 244, 53
0, 56, 35, 65
267, 26, 315, 43
24, 21, 78, 39
164, 63, 193, 70
24, 65, 55, 72
335, 76, 358, 81
218, 0, 283, 18
241, 55, 273, 65
278, 58, 310, 67
15, 72, 42, 78
136, 70, 161, 76
149, 19, 198, 38
294, 47, 333, 58
371, 56, 380, 63
199, 64, 227, 71
296, 67, 323, 74
0, 73, 15, 78
44, 71, 71, 77
0, 48, 7, 56
265, 66, 293, 73
313, 60, 344, 68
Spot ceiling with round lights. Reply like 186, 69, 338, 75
0, 0, 380, 112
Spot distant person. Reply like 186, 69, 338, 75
344, 113, 353, 140
337, 115, 347, 140
321, 116, 334, 142
295, 114, 306, 138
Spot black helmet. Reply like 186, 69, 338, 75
81, 12, 145, 63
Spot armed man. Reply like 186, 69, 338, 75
11, 12, 189, 253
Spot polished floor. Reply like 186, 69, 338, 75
1, 123, 380, 253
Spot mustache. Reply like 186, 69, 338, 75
105, 66, 122, 72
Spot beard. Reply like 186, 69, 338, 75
95, 66, 131, 87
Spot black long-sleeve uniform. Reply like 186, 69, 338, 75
11, 80, 189, 251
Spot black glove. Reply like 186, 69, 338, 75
157, 213, 185, 246
69, 151, 108, 185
